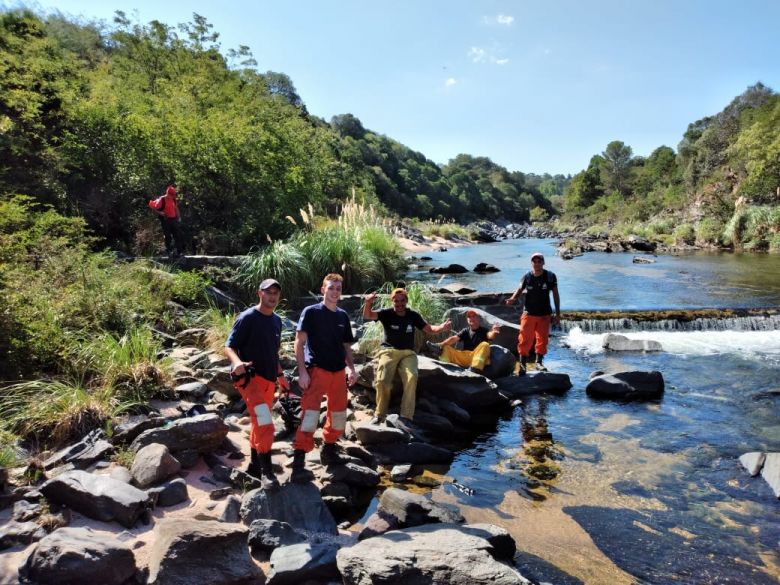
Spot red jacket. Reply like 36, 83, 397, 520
148, 186, 179, 219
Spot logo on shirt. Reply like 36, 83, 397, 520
406, 324, 413, 333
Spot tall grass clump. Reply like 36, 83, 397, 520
237, 240, 308, 296
723, 205, 780, 248
199, 303, 239, 352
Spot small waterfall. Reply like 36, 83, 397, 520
560, 314, 780, 333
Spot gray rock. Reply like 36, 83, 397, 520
370, 442, 454, 465
173, 381, 209, 398
40, 470, 152, 528
18, 527, 136, 585
417, 356, 504, 409
358, 509, 401, 540
148, 478, 189, 507
354, 424, 408, 445
175, 328, 209, 346
429, 263, 468, 274
268, 542, 341, 585
413, 411, 455, 436
760, 452, 780, 499
175, 449, 200, 469
739, 452, 766, 477
217, 495, 241, 523
443, 308, 519, 354
473, 263, 500, 273
112, 415, 168, 445
147, 519, 258, 585
248, 519, 306, 555
438, 283, 477, 295
625, 235, 656, 252
390, 464, 413, 482
109, 465, 133, 484
461, 523, 517, 561
434, 398, 471, 425
322, 462, 381, 488
338, 523, 530, 585
131, 443, 182, 488
482, 345, 516, 379
586, 371, 665, 400
42, 429, 114, 470
378, 487, 464, 527
603, 333, 662, 352
131, 413, 229, 454
205, 367, 239, 398
12, 500, 42, 522
240, 482, 338, 535
0, 520, 46, 550
494, 373, 572, 397
632, 255, 656, 264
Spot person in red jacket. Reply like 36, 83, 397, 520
148, 184, 183, 257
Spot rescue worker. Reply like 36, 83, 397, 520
224, 278, 287, 490
291, 273, 357, 482
426, 309, 500, 374
148, 184, 182, 257
505, 252, 561, 374
363, 287, 451, 425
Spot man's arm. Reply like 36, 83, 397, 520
422, 319, 452, 335
363, 292, 379, 321
552, 287, 561, 325
224, 346, 250, 375
294, 330, 310, 390
505, 277, 526, 305
344, 343, 357, 385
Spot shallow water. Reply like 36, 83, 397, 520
407, 241, 780, 584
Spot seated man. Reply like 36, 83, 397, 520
426, 309, 500, 374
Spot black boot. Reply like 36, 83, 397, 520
536, 355, 547, 372
320, 443, 344, 465
290, 449, 314, 483
258, 452, 280, 491
518, 356, 527, 376
246, 449, 263, 478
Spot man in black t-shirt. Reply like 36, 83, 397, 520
363, 287, 451, 424
505, 252, 561, 374
427, 309, 500, 373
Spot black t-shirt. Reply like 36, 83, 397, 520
225, 307, 282, 381
457, 326, 489, 351
520, 270, 558, 316
297, 302, 355, 372
374, 308, 427, 350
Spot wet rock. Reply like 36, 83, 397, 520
354, 423, 408, 445
268, 542, 341, 585
378, 487, 463, 527
131, 443, 181, 488
603, 333, 662, 352
625, 235, 657, 252
739, 452, 766, 477
0, 520, 46, 550
131, 413, 229, 455
248, 519, 306, 555
439, 283, 478, 295
632, 255, 656, 264
40, 470, 152, 528
483, 345, 516, 379
240, 482, 338, 535
474, 263, 500, 273
338, 523, 530, 585
429, 263, 468, 274
370, 442, 454, 465
760, 453, 780, 498
43, 429, 114, 470
147, 519, 258, 585
322, 462, 381, 488
494, 373, 572, 397
390, 464, 413, 482
586, 371, 665, 400
147, 478, 189, 508
19, 527, 137, 585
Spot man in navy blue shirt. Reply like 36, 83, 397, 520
224, 278, 287, 489
290, 273, 357, 481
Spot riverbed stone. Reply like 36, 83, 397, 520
173, 381, 209, 398
205, 367, 239, 398
338, 523, 530, 585
0, 520, 46, 550
602, 333, 662, 352
112, 415, 168, 445
739, 452, 766, 476
417, 356, 504, 409
354, 423, 408, 445
370, 441, 454, 465
131, 443, 181, 488
268, 542, 341, 585
494, 372, 572, 397
429, 263, 468, 274
240, 481, 338, 535
42, 429, 114, 470
378, 487, 464, 527
39, 470, 152, 528
18, 527, 136, 585
322, 461, 381, 488
760, 452, 780, 498
131, 413, 229, 454
586, 371, 665, 400
247, 518, 306, 555
147, 477, 189, 507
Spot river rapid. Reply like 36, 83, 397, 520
405, 239, 780, 584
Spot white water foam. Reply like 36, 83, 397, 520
564, 327, 780, 363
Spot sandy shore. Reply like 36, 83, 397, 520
396, 235, 473, 254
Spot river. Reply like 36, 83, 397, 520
404, 240, 780, 584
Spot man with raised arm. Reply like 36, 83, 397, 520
290, 273, 357, 482
426, 309, 500, 374
363, 287, 451, 425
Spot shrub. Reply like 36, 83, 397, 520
673, 223, 696, 245
696, 217, 724, 245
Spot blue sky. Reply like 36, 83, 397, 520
17, 0, 780, 175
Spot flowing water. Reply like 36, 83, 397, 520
405, 240, 780, 584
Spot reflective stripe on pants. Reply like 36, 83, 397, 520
293, 367, 348, 453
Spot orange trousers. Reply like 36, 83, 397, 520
293, 368, 348, 453
235, 375, 276, 454
518, 314, 551, 357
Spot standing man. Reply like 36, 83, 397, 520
363, 287, 451, 425
426, 309, 500, 374
148, 184, 183, 257
291, 273, 357, 482
224, 278, 287, 490
505, 252, 561, 374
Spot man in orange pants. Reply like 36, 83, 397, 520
224, 278, 287, 490
291, 273, 357, 482
505, 252, 561, 374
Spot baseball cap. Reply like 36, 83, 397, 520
259, 278, 281, 290
531, 252, 544, 261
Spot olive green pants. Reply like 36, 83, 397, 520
374, 348, 418, 419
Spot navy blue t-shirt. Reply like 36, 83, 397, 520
225, 307, 282, 382
520, 270, 557, 316
373, 308, 427, 350
297, 302, 355, 372
457, 326, 489, 351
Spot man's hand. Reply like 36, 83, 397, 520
552, 314, 560, 326
504, 297, 515, 306
230, 361, 252, 377
298, 368, 311, 391
365, 291, 377, 305
346, 366, 357, 386
277, 374, 290, 392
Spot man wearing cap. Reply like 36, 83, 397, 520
290, 273, 357, 482
426, 310, 500, 374
363, 288, 451, 424
224, 278, 287, 489
505, 252, 561, 374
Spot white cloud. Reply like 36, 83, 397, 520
494, 58, 510, 65
445, 77, 457, 87
468, 46, 486, 63
496, 14, 514, 26
469, 46, 509, 66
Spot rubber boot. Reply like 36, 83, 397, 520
246, 449, 263, 478
518, 356, 527, 376
320, 442, 344, 465
290, 449, 314, 483
536, 355, 547, 372
258, 452, 280, 491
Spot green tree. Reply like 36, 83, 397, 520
601, 140, 633, 194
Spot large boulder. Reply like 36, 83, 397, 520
417, 357, 504, 410
0, 520, 46, 550
338, 523, 530, 585
494, 373, 572, 397
354, 424, 408, 445
39, 470, 152, 528
625, 235, 657, 252
602, 333, 662, 352
267, 542, 341, 585
240, 481, 338, 535
482, 345, 516, 379
42, 429, 114, 471
586, 371, 664, 400
131, 413, 229, 454
131, 443, 181, 488
147, 519, 257, 585
429, 263, 468, 274
377, 487, 463, 527
18, 527, 136, 585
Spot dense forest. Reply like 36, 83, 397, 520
0, 9, 561, 255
